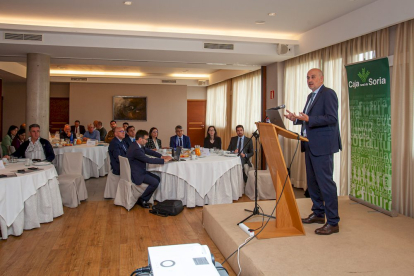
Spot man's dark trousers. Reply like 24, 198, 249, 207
304, 142, 339, 225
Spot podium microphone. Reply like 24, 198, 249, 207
267, 104, 285, 110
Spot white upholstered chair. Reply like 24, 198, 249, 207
245, 169, 276, 200
114, 156, 149, 211
58, 152, 88, 208
104, 152, 120, 198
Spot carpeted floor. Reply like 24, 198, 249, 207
203, 197, 414, 276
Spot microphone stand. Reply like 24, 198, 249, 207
237, 129, 275, 226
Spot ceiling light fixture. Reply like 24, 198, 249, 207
255, 21, 266, 25
124, 1, 132, 5
268, 13, 276, 16
206, 63, 227, 66
171, 73, 210, 78
50, 70, 142, 77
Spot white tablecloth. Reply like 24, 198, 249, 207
148, 154, 244, 207
0, 163, 63, 239
53, 144, 109, 179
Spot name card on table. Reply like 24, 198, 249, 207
86, 139, 97, 146
202, 148, 210, 156
0, 160, 5, 169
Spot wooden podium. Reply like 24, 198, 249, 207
244, 122, 308, 239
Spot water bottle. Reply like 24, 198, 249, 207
70, 132, 74, 144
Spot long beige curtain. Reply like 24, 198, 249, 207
206, 80, 232, 149
391, 20, 414, 218
231, 70, 262, 166
283, 29, 389, 195
284, 52, 322, 189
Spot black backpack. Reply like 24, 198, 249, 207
149, 200, 184, 217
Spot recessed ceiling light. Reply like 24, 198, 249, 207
171, 73, 210, 78
255, 21, 266, 25
124, 1, 132, 5
268, 13, 276, 16
50, 70, 142, 77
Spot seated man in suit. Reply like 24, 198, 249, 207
60, 124, 74, 140
123, 125, 136, 149
71, 120, 85, 135
8, 124, 55, 162
127, 130, 172, 208
169, 125, 191, 148
96, 121, 107, 142
108, 127, 128, 175
227, 125, 254, 182
83, 124, 100, 141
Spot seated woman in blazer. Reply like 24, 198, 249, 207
203, 126, 222, 149
145, 127, 162, 150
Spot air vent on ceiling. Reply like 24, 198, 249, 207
198, 80, 209, 86
71, 77, 88, 81
162, 80, 177, 84
204, 43, 234, 50
4, 32, 43, 41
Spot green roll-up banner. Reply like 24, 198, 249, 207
346, 57, 392, 212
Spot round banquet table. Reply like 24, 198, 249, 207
53, 144, 109, 179
147, 153, 244, 207
0, 162, 63, 239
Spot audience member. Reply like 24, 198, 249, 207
123, 125, 136, 149
2, 125, 18, 155
123, 122, 129, 131
146, 127, 162, 150
204, 126, 222, 149
20, 123, 26, 131
60, 124, 74, 140
71, 120, 85, 135
227, 125, 253, 182
83, 124, 100, 141
127, 130, 172, 208
9, 124, 55, 162
96, 121, 107, 142
108, 127, 128, 175
169, 125, 191, 148
93, 120, 99, 129
11, 129, 26, 151
105, 120, 117, 143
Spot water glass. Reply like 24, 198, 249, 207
25, 158, 31, 166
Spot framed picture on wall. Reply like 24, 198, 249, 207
113, 96, 147, 121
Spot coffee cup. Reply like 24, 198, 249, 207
2, 158, 8, 165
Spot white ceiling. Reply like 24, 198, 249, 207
0, 0, 378, 83
0, 0, 376, 40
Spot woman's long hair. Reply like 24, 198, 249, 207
205, 126, 217, 139
7, 125, 18, 137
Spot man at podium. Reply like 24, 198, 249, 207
284, 68, 342, 235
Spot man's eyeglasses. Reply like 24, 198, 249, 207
118, 130, 125, 133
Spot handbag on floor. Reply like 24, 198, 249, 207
149, 200, 184, 217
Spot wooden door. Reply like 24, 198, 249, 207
49, 98, 69, 134
187, 100, 206, 147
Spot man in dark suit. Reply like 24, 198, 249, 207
108, 127, 128, 175
169, 125, 191, 148
71, 120, 86, 135
123, 125, 136, 149
285, 68, 342, 235
127, 130, 172, 208
227, 125, 254, 182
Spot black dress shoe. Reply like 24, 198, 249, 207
137, 197, 150, 209
301, 213, 325, 224
315, 223, 339, 235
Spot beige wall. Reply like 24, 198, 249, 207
2, 82, 70, 135
69, 83, 187, 144
187, 86, 206, 99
